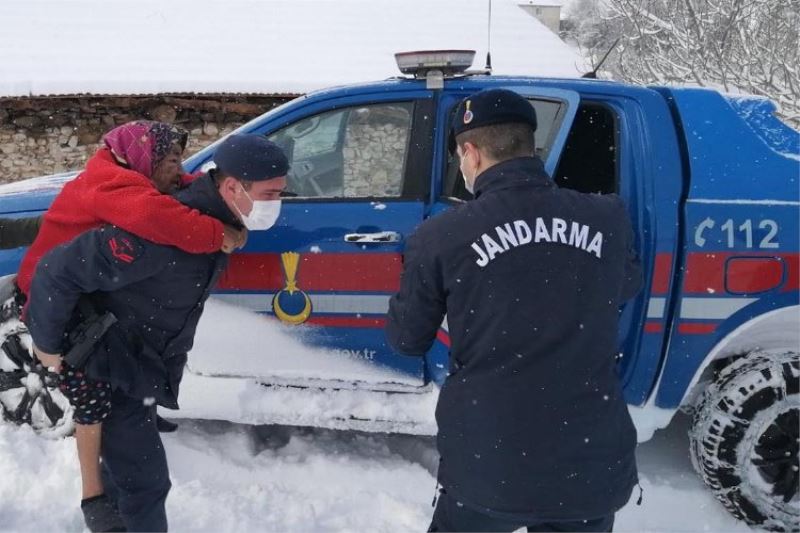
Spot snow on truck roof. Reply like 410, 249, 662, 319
0, 0, 585, 98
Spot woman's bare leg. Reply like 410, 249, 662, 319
75, 422, 103, 499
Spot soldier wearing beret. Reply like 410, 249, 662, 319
27, 134, 287, 532
386, 88, 643, 532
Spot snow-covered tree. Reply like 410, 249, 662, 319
564, 0, 800, 128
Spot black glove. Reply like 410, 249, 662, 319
81, 494, 126, 532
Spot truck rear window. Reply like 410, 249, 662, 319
553, 102, 618, 195
443, 100, 620, 199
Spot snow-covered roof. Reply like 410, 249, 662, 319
519, 0, 564, 7
0, 0, 584, 98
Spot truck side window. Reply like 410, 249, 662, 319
443, 98, 565, 201
553, 103, 619, 194
268, 102, 414, 198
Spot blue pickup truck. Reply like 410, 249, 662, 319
0, 52, 797, 530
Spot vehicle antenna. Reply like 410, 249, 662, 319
485, 0, 493, 72
581, 37, 620, 79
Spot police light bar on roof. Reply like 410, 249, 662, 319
394, 50, 476, 78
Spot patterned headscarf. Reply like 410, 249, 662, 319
102, 120, 188, 178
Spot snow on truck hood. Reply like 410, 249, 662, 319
191, 298, 421, 388
0, 172, 75, 196
177, 298, 437, 434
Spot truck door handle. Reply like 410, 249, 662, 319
344, 231, 402, 243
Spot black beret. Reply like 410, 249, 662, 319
213, 134, 290, 181
450, 88, 538, 151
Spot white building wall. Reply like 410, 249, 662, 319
518, 4, 562, 34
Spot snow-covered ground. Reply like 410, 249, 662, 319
0, 413, 755, 532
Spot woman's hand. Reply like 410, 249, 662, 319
221, 225, 248, 254
33, 344, 62, 373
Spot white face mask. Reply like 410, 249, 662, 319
459, 147, 476, 194
235, 184, 281, 231
462, 173, 475, 195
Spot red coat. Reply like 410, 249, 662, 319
17, 148, 224, 295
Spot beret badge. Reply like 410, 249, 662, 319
463, 100, 474, 125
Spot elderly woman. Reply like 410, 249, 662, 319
17, 120, 245, 295
19, 120, 246, 532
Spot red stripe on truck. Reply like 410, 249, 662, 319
644, 322, 663, 333
217, 253, 402, 292
678, 322, 718, 335
682, 252, 799, 294
651, 253, 672, 295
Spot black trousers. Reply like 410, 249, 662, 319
101, 390, 172, 532
428, 490, 615, 533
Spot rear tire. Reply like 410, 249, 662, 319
0, 296, 73, 438
689, 351, 799, 531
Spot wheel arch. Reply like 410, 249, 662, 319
679, 302, 800, 410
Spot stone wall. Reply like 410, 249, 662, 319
0, 94, 293, 182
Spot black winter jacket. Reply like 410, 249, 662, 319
386, 157, 642, 520
27, 175, 235, 408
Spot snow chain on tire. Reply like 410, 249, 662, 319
690, 351, 799, 532
0, 295, 74, 438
